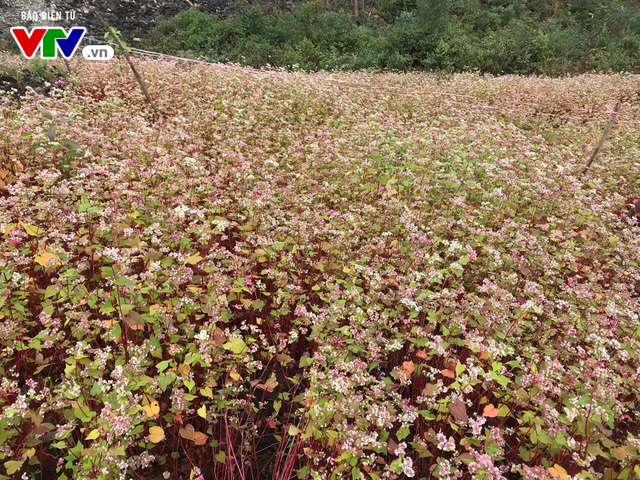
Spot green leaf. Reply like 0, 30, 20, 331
111, 446, 126, 456
73, 407, 96, 423
148, 335, 161, 351
185, 254, 203, 265
222, 337, 248, 355
100, 301, 115, 314
119, 304, 135, 315
299, 355, 313, 368
490, 371, 510, 386
19, 221, 43, 236
90, 382, 102, 396
158, 372, 176, 391
184, 379, 195, 392
47, 125, 56, 141
101, 267, 117, 278
389, 458, 402, 474
215, 451, 227, 463
4, 461, 23, 475
297, 465, 310, 479
156, 360, 170, 372
78, 202, 92, 212
112, 322, 122, 341
252, 299, 265, 311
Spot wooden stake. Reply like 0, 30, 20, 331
581, 102, 619, 176
97, 14, 161, 121
63, 58, 72, 75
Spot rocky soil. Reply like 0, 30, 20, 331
0, 0, 235, 46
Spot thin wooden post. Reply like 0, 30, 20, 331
63, 58, 72, 75
97, 14, 161, 121
581, 102, 619, 176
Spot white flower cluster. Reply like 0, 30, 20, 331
399, 297, 421, 312
448, 240, 463, 252
174, 204, 189, 219
211, 218, 229, 232
522, 299, 543, 315
194, 329, 210, 342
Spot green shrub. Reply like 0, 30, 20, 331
141, 0, 640, 75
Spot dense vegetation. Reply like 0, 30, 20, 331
141, 0, 640, 75
0, 54, 639, 479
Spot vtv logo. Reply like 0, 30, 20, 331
11, 27, 86, 59
10, 27, 115, 60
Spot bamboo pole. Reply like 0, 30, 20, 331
97, 14, 161, 121
581, 102, 619, 176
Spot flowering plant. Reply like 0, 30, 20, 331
0, 54, 639, 480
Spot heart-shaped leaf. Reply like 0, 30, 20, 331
449, 398, 468, 423
223, 337, 248, 355
148, 426, 165, 443
179, 424, 195, 440
142, 396, 160, 417
482, 404, 500, 418
193, 431, 208, 446
548, 464, 568, 480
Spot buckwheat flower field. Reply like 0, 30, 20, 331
1, 55, 640, 480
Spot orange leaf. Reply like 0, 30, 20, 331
257, 375, 278, 392
482, 404, 500, 418
441, 369, 455, 379
402, 361, 415, 374
423, 384, 436, 396
193, 432, 208, 446
416, 349, 427, 359
266, 418, 276, 428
